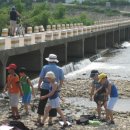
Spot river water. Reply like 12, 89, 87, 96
65, 42, 130, 81
63, 41, 130, 112
31, 42, 130, 112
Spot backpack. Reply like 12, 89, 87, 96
9, 121, 30, 130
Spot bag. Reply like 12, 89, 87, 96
9, 121, 30, 130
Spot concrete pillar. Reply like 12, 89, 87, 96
67, 39, 84, 60
64, 42, 67, 64
43, 44, 66, 66
114, 29, 120, 44
127, 26, 130, 40
0, 55, 8, 89
97, 33, 106, 49
120, 28, 125, 42
40, 47, 44, 69
84, 36, 97, 56
125, 27, 129, 41
106, 31, 114, 48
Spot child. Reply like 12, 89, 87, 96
98, 73, 118, 124
90, 70, 107, 120
19, 67, 35, 115
40, 71, 68, 127
4, 63, 23, 120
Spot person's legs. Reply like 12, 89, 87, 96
12, 21, 16, 36
42, 106, 52, 124
97, 102, 101, 118
37, 89, 49, 122
10, 20, 13, 36
9, 93, 19, 117
103, 101, 109, 120
56, 107, 67, 124
107, 97, 118, 124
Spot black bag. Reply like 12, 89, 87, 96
9, 121, 30, 130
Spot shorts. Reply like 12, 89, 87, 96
107, 97, 118, 110
37, 89, 57, 117
10, 20, 16, 28
46, 97, 60, 108
9, 93, 19, 107
22, 93, 31, 104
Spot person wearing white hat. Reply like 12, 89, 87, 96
39, 71, 68, 127
37, 54, 64, 126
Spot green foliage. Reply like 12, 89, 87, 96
12, 0, 23, 13
0, 7, 9, 33
53, 3, 66, 19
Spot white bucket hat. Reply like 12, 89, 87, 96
45, 54, 59, 63
45, 71, 56, 79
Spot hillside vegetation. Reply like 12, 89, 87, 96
0, 0, 129, 33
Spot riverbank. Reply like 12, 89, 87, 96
0, 78, 130, 130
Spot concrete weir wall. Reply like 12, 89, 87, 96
0, 25, 130, 88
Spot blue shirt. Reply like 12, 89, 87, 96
110, 84, 118, 97
49, 82, 59, 99
39, 63, 64, 90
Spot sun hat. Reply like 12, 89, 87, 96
45, 54, 59, 63
90, 70, 99, 78
98, 73, 107, 82
6, 63, 17, 70
45, 71, 56, 79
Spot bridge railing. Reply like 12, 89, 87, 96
0, 20, 130, 51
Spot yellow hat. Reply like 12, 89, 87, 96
98, 73, 107, 82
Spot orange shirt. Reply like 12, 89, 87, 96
7, 74, 20, 94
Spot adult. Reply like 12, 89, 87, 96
37, 54, 64, 125
98, 73, 118, 125
4, 63, 23, 120
9, 6, 20, 36
90, 70, 107, 119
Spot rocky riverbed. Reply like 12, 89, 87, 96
0, 78, 130, 130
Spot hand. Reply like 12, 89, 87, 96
40, 96, 46, 100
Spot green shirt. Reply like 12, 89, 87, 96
20, 76, 31, 94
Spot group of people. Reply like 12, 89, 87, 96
3, 53, 118, 128
3, 54, 68, 127
4, 64, 35, 120
90, 70, 118, 124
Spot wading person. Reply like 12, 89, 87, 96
98, 73, 118, 125
4, 63, 23, 120
90, 70, 108, 120
37, 54, 64, 126
39, 71, 68, 127
19, 67, 35, 115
